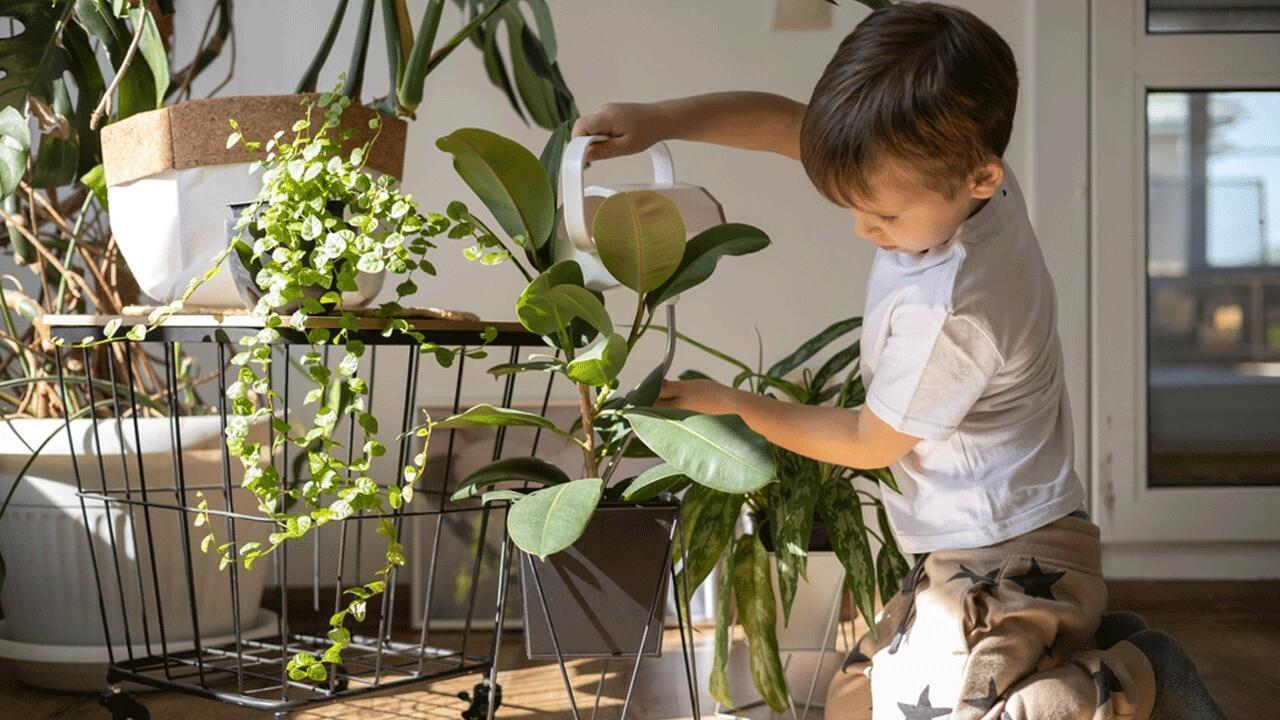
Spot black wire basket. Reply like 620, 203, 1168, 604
45, 313, 552, 719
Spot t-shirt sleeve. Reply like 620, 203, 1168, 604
865, 306, 1004, 440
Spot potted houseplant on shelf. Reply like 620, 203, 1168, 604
142, 85, 503, 684
0, 2, 268, 691
98, 0, 573, 307
427, 127, 779, 660
669, 318, 910, 712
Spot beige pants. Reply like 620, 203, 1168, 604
827, 513, 1156, 720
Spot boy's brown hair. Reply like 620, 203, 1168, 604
800, 2, 1018, 205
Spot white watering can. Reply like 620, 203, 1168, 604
557, 135, 726, 374
557, 135, 726, 293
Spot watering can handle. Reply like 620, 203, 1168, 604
562, 135, 676, 253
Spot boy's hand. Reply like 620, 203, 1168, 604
572, 102, 667, 161
656, 378, 737, 416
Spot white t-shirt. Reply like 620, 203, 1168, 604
861, 166, 1084, 554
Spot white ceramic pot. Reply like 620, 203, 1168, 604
0, 417, 269, 661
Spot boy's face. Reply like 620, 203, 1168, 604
845, 159, 1004, 255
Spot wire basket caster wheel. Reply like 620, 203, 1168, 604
458, 680, 502, 720
100, 686, 149, 720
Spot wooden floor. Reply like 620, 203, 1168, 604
2, 581, 1277, 719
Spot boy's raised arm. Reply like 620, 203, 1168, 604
572, 92, 806, 161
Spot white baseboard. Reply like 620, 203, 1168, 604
1102, 541, 1280, 579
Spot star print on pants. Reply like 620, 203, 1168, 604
963, 677, 1000, 710
949, 564, 1000, 585
1093, 661, 1125, 706
898, 686, 951, 720
1008, 558, 1066, 600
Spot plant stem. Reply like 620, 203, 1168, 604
576, 382, 599, 477
626, 294, 646, 349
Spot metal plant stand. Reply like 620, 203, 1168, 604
44, 313, 552, 719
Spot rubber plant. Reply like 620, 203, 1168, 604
0, 0, 233, 590
429, 124, 786, 630
299, 0, 574, 128
666, 319, 910, 711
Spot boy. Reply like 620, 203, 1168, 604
572, 3, 1224, 719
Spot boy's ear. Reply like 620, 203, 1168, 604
968, 159, 1005, 200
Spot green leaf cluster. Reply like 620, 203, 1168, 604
666, 316, 909, 711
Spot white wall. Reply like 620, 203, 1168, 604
172, 0, 1070, 398
170, 0, 1090, 583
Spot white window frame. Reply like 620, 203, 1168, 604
1091, 0, 1280, 547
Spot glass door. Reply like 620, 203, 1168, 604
1092, 1, 1280, 542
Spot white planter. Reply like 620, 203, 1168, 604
774, 552, 846, 651
100, 95, 406, 306
718, 552, 847, 714
0, 416, 270, 686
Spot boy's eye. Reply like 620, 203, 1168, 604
878, 215, 898, 223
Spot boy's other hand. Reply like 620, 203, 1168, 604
656, 378, 735, 416
572, 103, 666, 161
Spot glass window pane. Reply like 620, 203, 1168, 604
1146, 90, 1280, 487
1148, 0, 1280, 34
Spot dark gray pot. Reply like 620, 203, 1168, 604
519, 501, 678, 659
225, 201, 384, 312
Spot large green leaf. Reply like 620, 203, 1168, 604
733, 533, 789, 713
876, 506, 910, 602
646, 223, 770, 310
433, 403, 569, 437
565, 332, 627, 386
623, 362, 666, 408
592, 191, 686, 293
29, 79, 78, 188
675, 483, 741, 593
127, 6, 169, 103
437, 127, 554, 248
0, 107, 30, 201
819, 479, 877, 638
708, 536, 736, 708
766, 317, 862, 379
0, 1, 67, 111
450, 456, 570, 501
624, 408, 775, 494
516, 275, 612, 339
505, 11, 558, 128
774, 456, 821, 622
507, 477, 602, 558
620, 463, 688, 503
73, 0, 159, 119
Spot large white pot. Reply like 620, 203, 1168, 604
0, 417, 269, 657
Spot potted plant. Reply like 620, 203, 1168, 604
427, 127, 780, 661
97, 0, 573, 307
668, 318, 911, 712
0, 1, 262, 690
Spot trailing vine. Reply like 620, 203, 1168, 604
189, 87, 490, 681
